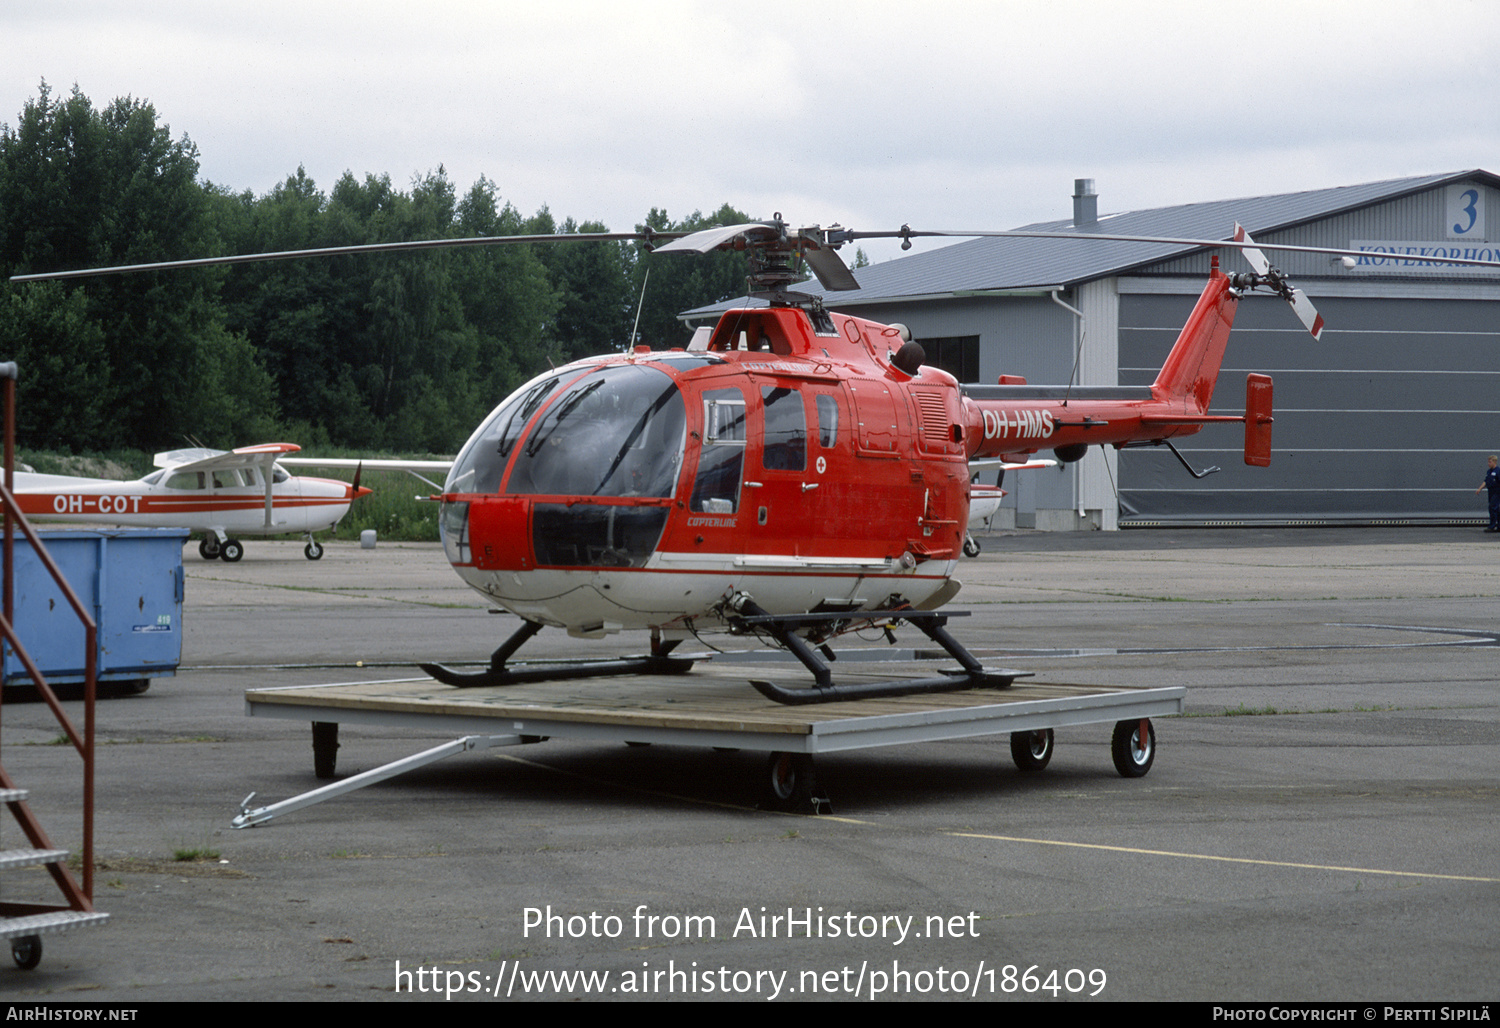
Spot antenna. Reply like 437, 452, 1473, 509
629, 266, 651, 350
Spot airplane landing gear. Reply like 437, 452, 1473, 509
198, 535, 243, 561
304, 538, 324, 560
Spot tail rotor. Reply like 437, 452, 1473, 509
1233, 223, 1325, 341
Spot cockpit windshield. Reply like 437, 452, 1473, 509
505, 364, 685, 498
446, 363, 687, 499
444, 369, 572, 495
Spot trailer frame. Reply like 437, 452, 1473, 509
234, 652, 1184, 824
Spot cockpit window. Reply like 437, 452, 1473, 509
505, 364, 686, 498
445, 370, 574, 495
760, 386, 806, 472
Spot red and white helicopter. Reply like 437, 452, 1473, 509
17, 218, 1496, 701
12, 442, 370, 561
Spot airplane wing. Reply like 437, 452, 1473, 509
155, 442, 302, 474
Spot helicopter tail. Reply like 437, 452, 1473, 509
1149, 260, 1240, 415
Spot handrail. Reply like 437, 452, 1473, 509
0, 481, 97, 753
0, 369, 96, 905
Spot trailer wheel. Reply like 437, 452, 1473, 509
312, 722, 340, 779
1010, 728, 1054, 772
11, 935, 41, 970
1111, 718, 1155, 778
762, 752, 814, 811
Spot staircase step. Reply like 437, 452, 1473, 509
0, 910, 110, 939
0, 847, 69, 871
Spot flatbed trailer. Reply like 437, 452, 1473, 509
234, 651, 1184, 825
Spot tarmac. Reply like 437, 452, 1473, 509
1, 526, 1497, 1002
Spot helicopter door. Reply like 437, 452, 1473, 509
690, 388, 747, 517
750, 384, 811, 549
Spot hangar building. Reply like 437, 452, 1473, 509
690, 171, 1500, 530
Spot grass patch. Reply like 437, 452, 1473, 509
172, 847, 221, 863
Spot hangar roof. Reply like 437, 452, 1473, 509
685, 169, 1498, 315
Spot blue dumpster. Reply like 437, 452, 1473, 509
2, 528, 187, 689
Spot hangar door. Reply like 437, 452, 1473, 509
1116, 288, 1500, 523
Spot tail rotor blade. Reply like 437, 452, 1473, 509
1233, 222, 1271, 275
1234, 223, 1324, 341
1286, 287, 1325, 341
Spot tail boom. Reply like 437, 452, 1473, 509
962, 264, 1269, 465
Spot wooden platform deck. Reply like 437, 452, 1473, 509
245, 656, 1185, 754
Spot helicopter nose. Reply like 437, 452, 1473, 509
447, 496, 534, 571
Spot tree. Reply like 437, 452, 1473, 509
0, 83, 277, 450
628, 205, 751, 348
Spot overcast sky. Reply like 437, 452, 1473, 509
4, 0, 1497, 263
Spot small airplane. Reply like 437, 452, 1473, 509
16, 217, 1498, 701
12, 442, 371, 561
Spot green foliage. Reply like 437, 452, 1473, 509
19, 448, 149, 479
1, 82, 277, 450
2, 83, 754, 459
630, 205, 751, 348
331, 469, 441, 542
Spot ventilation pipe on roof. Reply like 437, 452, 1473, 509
1072, 178, 1098, 227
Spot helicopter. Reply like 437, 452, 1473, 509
19, 216, 1491, 703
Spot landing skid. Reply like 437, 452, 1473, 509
420, 610, 1027, 704
419, 620, 696, 687
727, 602, 1029, 704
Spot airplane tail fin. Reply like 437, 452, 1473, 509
1151, 259, 1240, 414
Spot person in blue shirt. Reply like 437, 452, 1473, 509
1476, 455, 1500, 532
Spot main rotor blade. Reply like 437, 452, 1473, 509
9, 230, 675, 282
652, 222, 779, 255
850, 227, 1500, 271
800, 244, 860, 291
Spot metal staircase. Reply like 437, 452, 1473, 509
0, 363, 107, 970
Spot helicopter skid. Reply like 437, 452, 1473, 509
728, 603, 1028, 705
419, 653, 697, 689
748, 667, 1025, 706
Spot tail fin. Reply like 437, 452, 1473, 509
1151, 261, 1240, 414
1244, 373, 1273, 467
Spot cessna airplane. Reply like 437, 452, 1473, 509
12, 442, 371, 561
